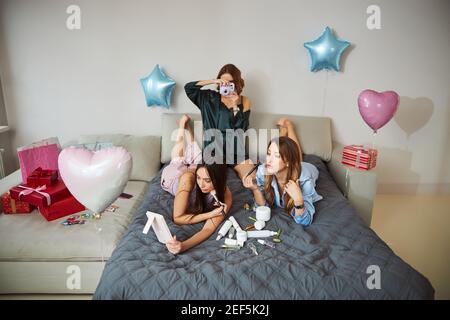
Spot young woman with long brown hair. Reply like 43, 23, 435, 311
184, 64, 254, 180
242, 119, 322, 226
161, 115, 232, 254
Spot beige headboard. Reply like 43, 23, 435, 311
160, 112, 332, 164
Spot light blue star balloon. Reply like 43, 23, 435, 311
304, 27, 350, 72
140, 64, 176, 108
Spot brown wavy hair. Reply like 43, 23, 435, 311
217, 64, 245, 95
264, 136, 302, 215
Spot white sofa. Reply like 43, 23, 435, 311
0, 134, 161, 295
0, 113, 377, 296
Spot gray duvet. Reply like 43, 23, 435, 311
94, 155, 434, 299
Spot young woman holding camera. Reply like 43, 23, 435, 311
184, 64, 254, 180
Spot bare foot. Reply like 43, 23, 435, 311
177, 114, 191, 128
276, 117, 289, 128
276, 118, 294, 128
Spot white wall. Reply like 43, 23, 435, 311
0, 0, 449, 194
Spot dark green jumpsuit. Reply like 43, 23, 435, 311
184, 81, 250, 166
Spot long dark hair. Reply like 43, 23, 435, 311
264, 136, 302, 214
216, 64, 245, 95
192, 163, 228, 214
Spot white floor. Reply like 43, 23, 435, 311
371, 194, 450, 300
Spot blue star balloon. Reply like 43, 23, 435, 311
303, 27, 350, 72
140, 64, 176, 108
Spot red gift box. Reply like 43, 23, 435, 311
1, 192, 35, 214
27, 167, 58, 187
9, 180, 71, 208
38, 195, 85, 221
341, 145, 378, 170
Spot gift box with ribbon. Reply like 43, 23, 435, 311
9, 180, 71, 208
341, 145, 378, 170
17, 137, 60, 184
26, 167, 58, 187
1, 192, 35, 214
38, 195, 85, 221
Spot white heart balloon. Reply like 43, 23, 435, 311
58, 146, 132, 213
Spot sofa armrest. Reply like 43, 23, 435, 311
326, 142, 378, 227
0, 169, 22, 197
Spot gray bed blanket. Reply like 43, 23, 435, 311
94, 155, 434, 299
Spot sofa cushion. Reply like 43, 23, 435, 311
0, 180, 148, 261
78, 134, 161, 182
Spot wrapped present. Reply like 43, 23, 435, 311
38, 195, 85, 221
17, 137, 60, 183
26, 167, 58, 187
1, 192, 35, 214
10, 180, 71, 208
341, 145, 378, 170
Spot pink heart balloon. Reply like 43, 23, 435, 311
358, 89, 399, 133
58, 146, 132, 213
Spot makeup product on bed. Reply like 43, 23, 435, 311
224, 238, 239, 246
221, 244, 240, 250
257, 239, 276, 248
254, 220, 266, 230
255, 206, 271, 222
236, 230, 248, 243
216, 220, 233, 240
228, 216, 243, 232
228, 226, 235, 239
245, 224, 255, 231
247, 230, 278, 238
248, 242, 258, 256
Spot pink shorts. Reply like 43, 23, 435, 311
161, 142, 202, 196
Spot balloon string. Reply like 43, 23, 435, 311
322, 70, 329, 116
94, 213, 105, 267
372, 132, 377, 150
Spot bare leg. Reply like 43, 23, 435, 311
234, 159, 255, 181
276, 118, 303, 162
170, 115, 192, 160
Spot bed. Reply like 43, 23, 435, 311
93, 113, 434, 299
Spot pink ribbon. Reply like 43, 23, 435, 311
17, 185, 51, 206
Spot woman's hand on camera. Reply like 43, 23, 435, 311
214, 79, 229, 86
